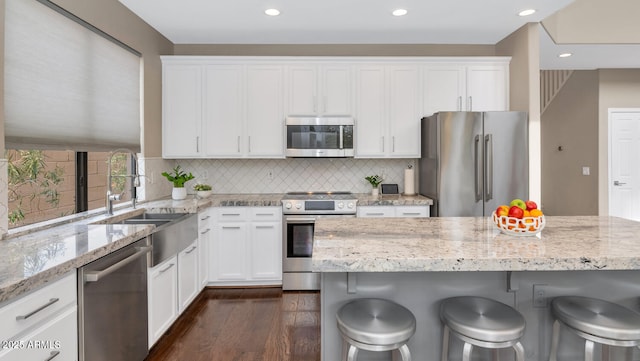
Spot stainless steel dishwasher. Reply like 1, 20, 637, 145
78, 237, 152, 361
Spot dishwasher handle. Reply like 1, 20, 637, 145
84, 246, 152, 283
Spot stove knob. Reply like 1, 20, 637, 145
347, 202, 354, 209
337, 202, 344, 209
295, 203, 302, 209
284, 202, 292, 209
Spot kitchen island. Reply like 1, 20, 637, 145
312, 216, 640, 361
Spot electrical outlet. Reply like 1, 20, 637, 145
268, 170, 274, 180
533, 284, 547, 308
582, 166, 590, 176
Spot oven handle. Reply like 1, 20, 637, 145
284, 217, 316, 223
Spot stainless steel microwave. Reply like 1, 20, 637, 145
285, 117, 354, 157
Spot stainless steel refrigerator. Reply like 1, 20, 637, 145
419, 111, 528, 217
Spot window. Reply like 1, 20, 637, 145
4, 0, 141, 228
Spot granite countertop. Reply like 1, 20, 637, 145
0, 192, 433, 304
312, 216, 640, 273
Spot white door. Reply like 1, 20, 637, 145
609, 110, 640, 221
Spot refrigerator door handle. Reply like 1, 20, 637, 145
485, 134, 493, 201
474, 134, 482, 202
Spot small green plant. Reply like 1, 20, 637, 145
193, 183, 212, 191
161, 166, 195, 188
365, 175, 383, 188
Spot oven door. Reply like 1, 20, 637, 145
282, 214, 355, 272
283, 216, 316, 272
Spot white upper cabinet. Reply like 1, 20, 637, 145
162, 64, 202, 158
422, 60, 509, 115
287, 64, 352, 116
355, 64, 421, 158
246, 65, 285, 157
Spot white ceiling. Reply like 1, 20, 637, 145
118, 0, 572, 44
118, 0, 640, 70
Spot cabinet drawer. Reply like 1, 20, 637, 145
0, 273, 76, 341
216, 207, 248, 221
357, 206, 395, 218
0, 306, 77, 361
395, 206, 429, 218
250, 207, 281, 222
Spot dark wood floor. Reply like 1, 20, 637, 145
146, 288, 321, 361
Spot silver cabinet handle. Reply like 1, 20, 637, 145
84, 246, 152, 282
16, 298, 59, 320
200, 215, 211, 221
248, 136, 251, 153
221, 213, 241, 217
366, 213, 385, 216
401, 213, 422, 216
474, 135, 482, 202
468, 96, 473, 111
255, 213, 275, 216
222, 226, 241, 229
458, 96, 462, 111
323, 95, 327, 113
159, 263, 175, 273
484, 134, 493, 201
392, 136, 395, 152
255, 225, 274, 229
185, 245, 197, 254
237, 136, 241, 153
313, 95, 317, 112
614, 181, 627, 186
382, 136, 385, 152
200, 228, 211, 235
196, 136, 200, 153
44, 351, 60, 361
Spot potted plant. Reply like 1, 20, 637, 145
193, 183, 213, 199
161, 166, 195, 200
365, 175, 383, 196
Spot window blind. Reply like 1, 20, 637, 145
4, 0, 142, 151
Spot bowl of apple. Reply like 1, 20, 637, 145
492, 199, 545, 236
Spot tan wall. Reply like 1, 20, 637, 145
174, 44, 496, 56
45, 0, 174, 157
597, 69, 640, 215
542, 71, 599, 215
496, 23, 542, 203
543, 0, 640, 44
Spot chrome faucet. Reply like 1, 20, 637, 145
106, 148, 140, 215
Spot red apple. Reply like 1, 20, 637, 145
525, 200, 537, 211
495, 205, 509, 217
508, 206, 524, 219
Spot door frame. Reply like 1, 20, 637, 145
607, 108, 640, 217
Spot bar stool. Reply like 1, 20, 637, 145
549, 296, 640, 361
336, 298, 416, 361
440, 296, 526, 361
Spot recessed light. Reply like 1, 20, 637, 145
265, 8, 280, 16
558, 52, 573, 58
518, 9, 536, 16
392, 9, 408, 16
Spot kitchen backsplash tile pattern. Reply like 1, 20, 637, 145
138, 157, 174, 201
174, 158, 416, 194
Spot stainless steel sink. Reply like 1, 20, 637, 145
95, 212, 198, 266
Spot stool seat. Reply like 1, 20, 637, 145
440, 296, 525, 343
552, 296, 640, 341
337, 298, 416, 346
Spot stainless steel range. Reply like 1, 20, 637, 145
282, 191, 357, 290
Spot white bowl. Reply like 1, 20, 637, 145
491, 211, 545, 236
196, 190, 213, 198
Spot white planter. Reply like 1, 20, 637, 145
172, 187, 187, 200
196, 190, 213, 198
371, 188, 379, 196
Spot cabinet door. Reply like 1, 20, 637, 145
357, 206, 396, 218
162, 64, 202, 158
246, 65, 285, 157
287, 65, 317, 115
203, 64, 244, 157
388, 66, 421, 158
212, 222, 247, 280
198, 210, 212, 289
148, 256, 178, 347
466, 64, 508, 111
321, 65, 352, 115
355, 66, 387, 157
249, 221, 282, 280
178, 241, 199, 314
423, 65, 465, 115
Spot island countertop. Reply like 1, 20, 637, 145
312, 216, 640, 272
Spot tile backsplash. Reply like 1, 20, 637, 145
172, 158, 417, 194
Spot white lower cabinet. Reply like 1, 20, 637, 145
210, 207, 282, 286
357, 205, 430, 218
0, 273, 77, 361
178, 241, 199, 314
148, 255, 178, 348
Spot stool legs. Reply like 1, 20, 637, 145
513, 341, 525, 361
549, 320, 561, 361
396, 344, 412, 361
441, 325, 450, 361
462, 342, 474, 361
341, 340, 359, 361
